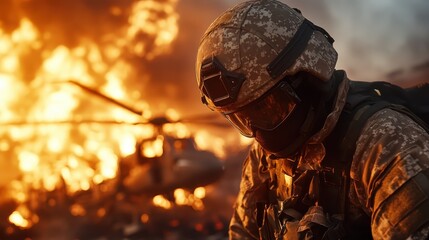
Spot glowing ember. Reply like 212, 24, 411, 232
152, 195, 173, 209
9, 211, 30, 229
174, 188, 205, 211
8, 206, 34, 229
152, 187, 206, 211
70, 204, 87, 217
141, 213, 150, 224
194, 187, 206, 199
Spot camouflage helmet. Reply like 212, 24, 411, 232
196, 0, 338, 113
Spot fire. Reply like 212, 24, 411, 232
0, 0, 247, 235
8, 205, 37, 229
152, 187, 206, 211
152, 195, 173, 210
193, 128, 254, 158
70, 204, 87, 217
174, 187, 205, 211
97, 148, 118, 179
127, 0, 179, 59
18, 151, 39, 173
141, 135, 164, 158
0, 0, 182, 231
9, 211, 30, 229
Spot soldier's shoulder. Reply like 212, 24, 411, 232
362, 107, 428, 139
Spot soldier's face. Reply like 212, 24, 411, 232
254, 100, 310, 156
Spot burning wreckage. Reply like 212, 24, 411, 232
0, 1, 251, 239
0, 81, 241, 239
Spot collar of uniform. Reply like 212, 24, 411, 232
308, 70, 350, 144
263, 71, 349, 171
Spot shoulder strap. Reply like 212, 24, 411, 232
317, 101, 390, 240
334, 80, 429, 162
337, 101, 391, 162
321, 101, 390, 209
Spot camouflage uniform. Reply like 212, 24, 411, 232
194, 0, 429, 239
229, 74, 429, 239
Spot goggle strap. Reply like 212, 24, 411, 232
267, 19, 314, 79
267, 19, 335, 80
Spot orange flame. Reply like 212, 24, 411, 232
1, 0, 180, 229
0, 0, 249, 232
126, 0, 179, 59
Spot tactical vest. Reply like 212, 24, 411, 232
257, 81, 429, 239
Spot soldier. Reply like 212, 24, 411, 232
195, 0, 429, 239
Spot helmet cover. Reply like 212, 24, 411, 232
196, 0, 338, 113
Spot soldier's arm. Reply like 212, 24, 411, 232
229, 142, 270, 240
350, 108, 429, 239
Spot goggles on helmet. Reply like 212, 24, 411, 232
223, 81, 301, 137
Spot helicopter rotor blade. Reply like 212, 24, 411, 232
177, 113, 223, 122
173, 114, 232, 128
0, 118, 232, 129
182, 121, 232, 128
0, 119, 149, 126
46, 81, 232, 129
141, 112, 230, 126
57, 80, 144, 116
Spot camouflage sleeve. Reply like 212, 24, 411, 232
350, 108, 429, 239
229, 142, 270, 240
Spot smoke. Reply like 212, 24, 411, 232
319, 0, 429, 80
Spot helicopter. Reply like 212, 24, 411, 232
118, 115, 227, 197
0, 80, 230, 199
